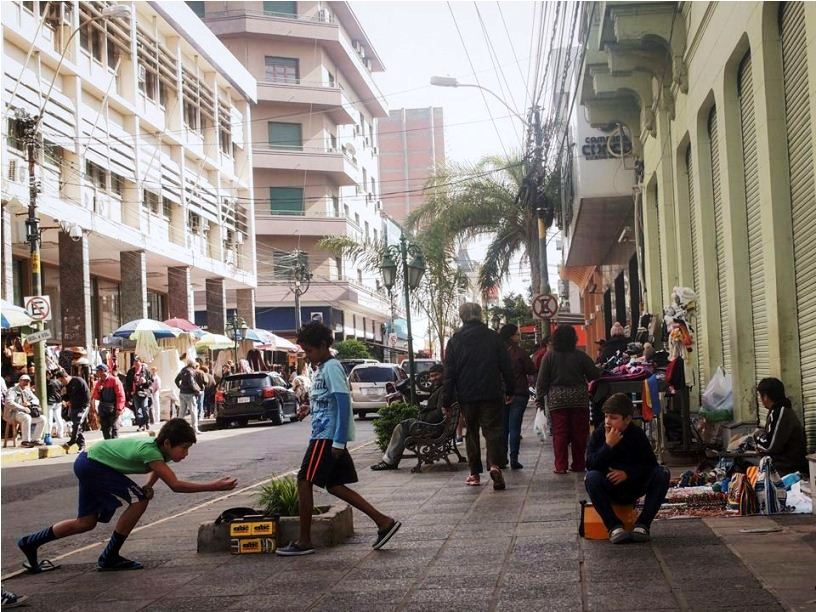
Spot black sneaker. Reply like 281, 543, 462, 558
372, 520, 401, 550
1, 588, 28, 608
631, 525, 651, 543
275, 542, 315, 556
510, 461, 524, 470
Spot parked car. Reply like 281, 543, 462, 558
339, 358, 379, 376
215, 372, 298, 428
399, 358, 442, 392
348, 363, 407, 418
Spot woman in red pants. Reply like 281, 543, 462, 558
536, 325, 600, 474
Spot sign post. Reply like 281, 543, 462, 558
532, 293, 559, 322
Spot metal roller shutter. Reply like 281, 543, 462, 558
709, 107, 731, 373
687, 145, 707, 393
781, 1, 816, 451
739, 52, 769, 423
654, 183, 664, 306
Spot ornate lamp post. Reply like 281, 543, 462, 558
228, 316, 248, 367
380, 233, 425, 405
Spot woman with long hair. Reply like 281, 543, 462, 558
754, 378, 808, 475
536, 325, 599, 474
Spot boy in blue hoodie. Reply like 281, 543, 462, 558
276, 321, 401, 556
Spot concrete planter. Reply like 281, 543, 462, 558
197, 504, 353, 553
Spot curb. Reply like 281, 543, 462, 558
1, 430, 157, 466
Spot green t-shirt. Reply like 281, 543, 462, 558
87, 438, 165, 474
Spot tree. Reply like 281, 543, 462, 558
406, 154, 560, 293
333, 339, 371, 359
488, 292, 535, 328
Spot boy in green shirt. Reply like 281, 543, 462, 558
17, 418, 236, 573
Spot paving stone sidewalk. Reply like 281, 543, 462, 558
3, 416, 815, 611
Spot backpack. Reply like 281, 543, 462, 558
727, 473, 758, 515
755, 456, 787, 515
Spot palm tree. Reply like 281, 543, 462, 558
406, 154, 559, 294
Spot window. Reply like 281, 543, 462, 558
364, 221, 370, 242
78, 4, 128, 69
369, 124, 374, 146
357, 269, 363, 284
354, 212, 360, 227
218, 103, 232, 155
344, 203, 350, 219
265, 57, 299, 84
268, 122, 302, 150
143, 190, 160, 214
85, 161, 106, 189
264, 1, 297, 18
370, 177, 376, 196
327, 71, 335, 87
373, 228, 378, 243
334, 257, 343, 280
162, 197, 173, 219
362, 168, 367, 187
330, 133, 337, 151
269, 187, 304, 215
184, 97, 199, 131
186, 1, 205, 17
332, 196, 340, 216
111, 173, 124, 197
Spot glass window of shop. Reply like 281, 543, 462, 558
147, 291, 166, 321
92, 278, 120, 341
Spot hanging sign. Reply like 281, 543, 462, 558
532, 293, 559, 321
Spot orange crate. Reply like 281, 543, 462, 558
579, 501, 636, 540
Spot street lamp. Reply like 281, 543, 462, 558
430, 76, 530, 127
10, 4, 131, 417
380, 233, 425, 405
228, 316, 248, 366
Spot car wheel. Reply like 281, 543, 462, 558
416, 372, 433, 393
235, 418, 249, 428
271, 402, 284, 426
215, 418, 229, 429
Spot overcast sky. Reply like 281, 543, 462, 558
355, 1, 560, 304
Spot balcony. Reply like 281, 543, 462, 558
256, 81, 356, 124
255, 210, 351, 237
253, 146, 358, 185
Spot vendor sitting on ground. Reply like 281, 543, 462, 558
585, 393, 670, 544
370, 364, 446, 471
753, 377, 809, 476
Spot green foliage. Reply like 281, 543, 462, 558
488, 292, 535, 327
257, 476, 300, 517
334, 339, 372, 359
373, 401, 419, 452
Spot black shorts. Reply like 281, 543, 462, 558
297, 439, 358, 489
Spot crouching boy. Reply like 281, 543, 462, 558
18, 418, 236, 572
585, 393, 669, 544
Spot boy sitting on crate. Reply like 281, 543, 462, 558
17, 419, 237, 573
585, 393, 670, 544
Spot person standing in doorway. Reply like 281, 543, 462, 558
499, 324, 537, 470
149, 367, 162, 428
58, 369, 90, 451
174, 360, 202, 434
443, 303, 514, 490
91, 365, 126, 440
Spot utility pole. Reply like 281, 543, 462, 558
19, 110, 48, 417
530, 107, 552, 342
289, 250, 312, 332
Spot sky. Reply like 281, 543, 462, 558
354, 1, 561, 301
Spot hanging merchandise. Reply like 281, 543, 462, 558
754, 457, 787, 515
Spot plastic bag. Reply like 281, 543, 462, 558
701, 367, 733, 422
533, 408, 548, 441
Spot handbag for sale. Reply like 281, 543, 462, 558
755, 456, 787, 515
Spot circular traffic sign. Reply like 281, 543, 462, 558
532, 293, 558, 321
24, 295, 51, 321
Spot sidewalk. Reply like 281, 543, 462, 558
3, 418, 815, 611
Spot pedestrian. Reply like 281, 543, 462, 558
125, 357, 153, 432
499, 324, 537, 470
58, 369, 90, 451
536, 324, 600, 474
91, 364, 126, 440
276, 321, 400, 556
4, 374, 45, 447
149, 367, 162, 427
174, 359, 202, 434
597, 322, 629, 365
46, 368, 66, 439
585, 393, 670, 543
16, 419, 237, 573
201, 366, 216, 418
193, 363, 207, 421
443, 302, 514, 490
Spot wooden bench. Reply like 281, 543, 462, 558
404, 403, 466, 473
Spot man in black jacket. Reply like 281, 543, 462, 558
443, 302, 514, 490
585, 393, 669, 544
58, 370, 90, 451
370, 365, 447, 470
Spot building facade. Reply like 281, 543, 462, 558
569, 1, 816, 450
377, 106, 445, 223
195, 1, 393, 348
1, 0, 257, 349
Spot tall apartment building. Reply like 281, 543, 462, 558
195, 1, 394, 350
377, 107, 445, 223
1, 1, 257, 349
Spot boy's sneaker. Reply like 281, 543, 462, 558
275, 542, 315, 556
609, 527, 630, 544
631, 525, 651, 543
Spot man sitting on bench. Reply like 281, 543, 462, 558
370, 364, 446, 471
585, 393, 670, 544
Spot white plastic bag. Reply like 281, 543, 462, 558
702, 367, 733, 412
533, 408, 548, 441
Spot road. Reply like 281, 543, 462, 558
0, 418, 377, 575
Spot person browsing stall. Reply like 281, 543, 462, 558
585, 393, 670, 544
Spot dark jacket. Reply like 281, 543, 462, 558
175, 366, 201, 395
63, 376, 90, 416
507, 343, 537, 396
756, 403, 808, 475
536, 349, 600, 397
125, 366, 152, 400
586, 424, 657, 483
47, 379, 63, 404
598, 336, 629, 364
419, 384, 445, 424
443, 321, 514, 406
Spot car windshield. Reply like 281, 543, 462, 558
350, 367, 396, 383
413, 362, 436, 374
270, 374, 287, 387
224, 375, 267, 391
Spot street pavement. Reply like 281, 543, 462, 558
1, 413, 815, 611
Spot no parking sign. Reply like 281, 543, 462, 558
24, 295, 52, 322
532, 293, 558, 321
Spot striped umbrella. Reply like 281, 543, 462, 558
112, 318, 180, 340
1, 300, 34, 329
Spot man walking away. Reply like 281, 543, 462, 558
59, 369, 90, 451
5, 374, 45, 447
91, 365, 125, 440
443, 303, 514, 490
174, 360, 202, 434
499, 324, 537, 470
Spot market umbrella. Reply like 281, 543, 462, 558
112, 318, 180, 340
227, 327, 269, 343
269, 333, 300, 352
0, 300, 33, 329
195, 332, 234, 351
163, 318, 203, 336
